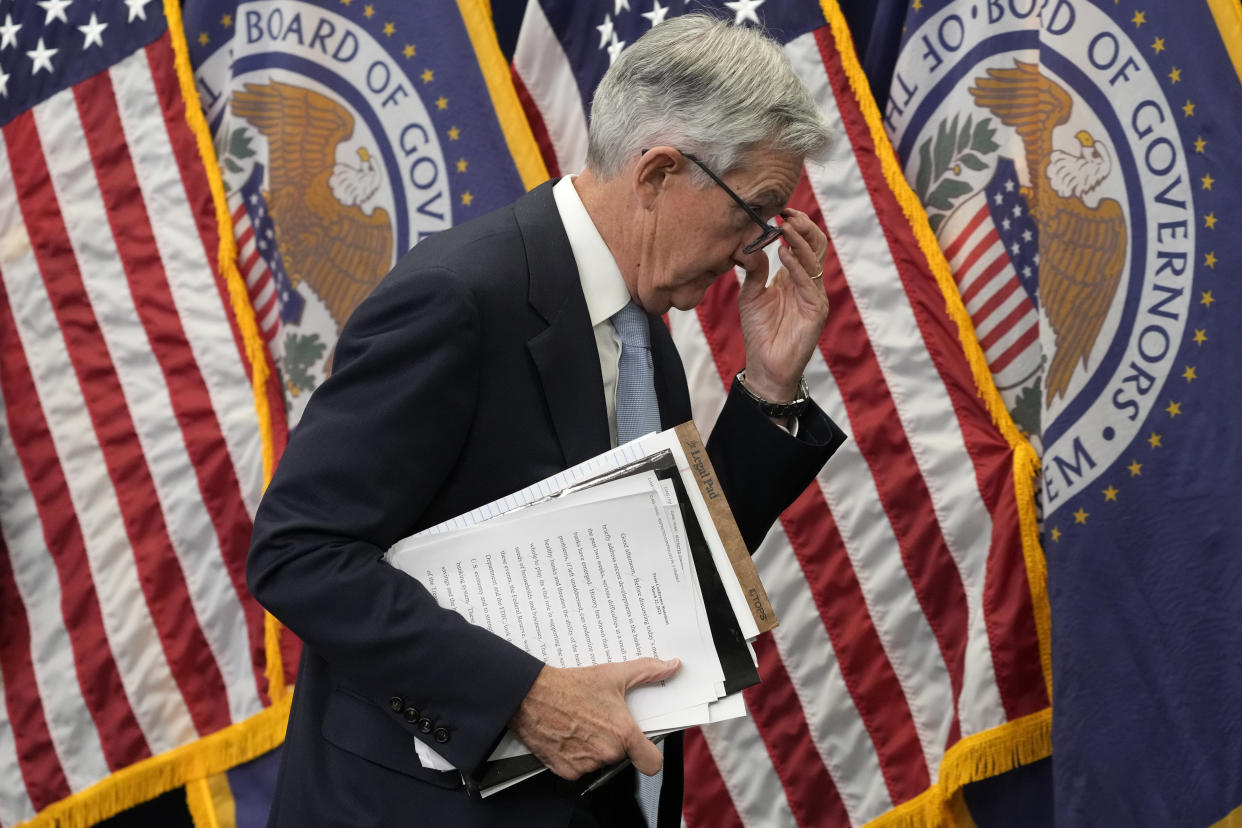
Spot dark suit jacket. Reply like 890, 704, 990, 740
247, 181, 845, 827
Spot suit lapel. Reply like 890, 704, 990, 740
515, 182, 611, 467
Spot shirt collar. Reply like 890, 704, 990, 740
552, 175, 631, 327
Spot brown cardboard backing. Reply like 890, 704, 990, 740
673, 422, 778, 633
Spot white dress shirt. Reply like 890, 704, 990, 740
552, 175, 632, 448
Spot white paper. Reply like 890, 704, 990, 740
385, 429, 763, 793
413, 431, 759, 641
387, 474, 720, 723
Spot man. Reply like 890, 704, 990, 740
248, 14, 846, 828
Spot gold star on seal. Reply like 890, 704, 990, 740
1132, 10, 1146, 26
421, 68, 434, 83
1073, 507, 1089, 525
222, 13, 232, 26
1166, 400, 1181, 417
1127, 460, 1143, 477
1148, 432, 1163, 449
1103, 485, 1119, 502
461, 191, 474, 206
1182, 100, 1195, 117
1193, 328, 1207, 345
1151, 37, 1165, 53
383, 22, 395, 36
364, 4, 375, 18
456, 158, 468, 173
447, 125, 460, 140
403, 44, 415, 58
1050, 527, 1062, 542
1200, 290, 1215, 307
1201, 173, 1214, 190
198, 32, 210, 45
436, 96, 448, 110
1182, 365, 1197, 382
1204, 212, 1217, 229
1205, 251, 1217, 268
1194, 136, 1206, 153
1169, 66, 1182, 83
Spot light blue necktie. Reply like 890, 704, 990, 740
611, 301, 664, 826
612, 301, 661, 446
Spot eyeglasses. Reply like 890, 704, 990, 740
676, 150, 784, 254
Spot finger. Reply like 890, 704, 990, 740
778, 245, 822, 299
626, 731, 665, 776
779, 207, 822, 243
780, 209, 828, 267
617, 657, 681, 692
779, 215, 822, 276
546, 757, 584, 781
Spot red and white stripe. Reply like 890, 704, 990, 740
938, 193, 1040, 388
229, 194, 281, 343
514, 9, 1048, 827
0, 34, 271, 826
512, 0, 588, 179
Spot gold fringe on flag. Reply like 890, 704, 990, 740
20, 3, 300, 826
455, 0, 549, 191
161, 0, 291, 707
863, 710, 1052, 828
816, 0, 1054, 823
163, 0, 277, 490
18, 695, 291, 828
815, 0, 1052, 704
184, 778, 218, 828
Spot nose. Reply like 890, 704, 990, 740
732, 238, 771, 274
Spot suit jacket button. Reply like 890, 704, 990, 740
389, 696, 404, 712
433, 727, 450, 744
403, 706, 420, 723
417, 717, 433, 733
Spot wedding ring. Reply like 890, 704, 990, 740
810, 270, 823, 281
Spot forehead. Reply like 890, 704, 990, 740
723, 151, 802, 209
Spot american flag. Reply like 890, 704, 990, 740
937, 158, 1041, 393
0, 1, 282, 824
230, 162, 303, 343
513, 1, 1050, 824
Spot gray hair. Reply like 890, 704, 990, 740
585, 14, 832, 182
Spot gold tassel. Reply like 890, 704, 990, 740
161, 0, 277, 488
18, 6, 303, 826
19, 696, 291, 828
815, 3, 1054, 825
453, 0, 548, 190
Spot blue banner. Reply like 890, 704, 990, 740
182, 0, 541, 419
880, 0, 1242, 822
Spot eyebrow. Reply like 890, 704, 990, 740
742, 187, 787, 215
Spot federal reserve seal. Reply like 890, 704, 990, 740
184, 0, 525, 420
885, 0, 1197, 517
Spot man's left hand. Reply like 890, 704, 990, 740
735, 207, 830, 404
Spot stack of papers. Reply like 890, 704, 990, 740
384, 424, 774, 796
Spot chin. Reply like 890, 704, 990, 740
669, 287, 710, 312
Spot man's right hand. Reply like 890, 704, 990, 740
508, 658, 681, 780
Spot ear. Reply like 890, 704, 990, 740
633, 146, 682, 209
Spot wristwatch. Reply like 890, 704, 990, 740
735, 370, 810, 419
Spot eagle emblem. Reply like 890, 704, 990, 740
231, 80, 394, 332
970, 61, 1128, 404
